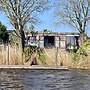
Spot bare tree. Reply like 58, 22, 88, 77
0, 0, 49, 45
54, 0, 90, 46
0, 0, 49, 63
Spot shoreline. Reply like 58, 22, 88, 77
0, 65, 90, 70
0, 65, 69, 70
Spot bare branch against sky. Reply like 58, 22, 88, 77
54, 0, 90, 34
0, 0, 50, 34
0, 0, 50, 53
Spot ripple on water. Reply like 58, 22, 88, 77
0, 69, 90, 90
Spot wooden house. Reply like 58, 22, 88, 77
26, 32, 79, 49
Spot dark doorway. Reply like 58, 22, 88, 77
44, 36, 55, 48
75, 36, 79, 49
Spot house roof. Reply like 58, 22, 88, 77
27, 32, 79, 37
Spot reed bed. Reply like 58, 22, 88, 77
0, 44, 24, 65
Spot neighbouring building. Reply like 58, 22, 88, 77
26, 31, 79, 50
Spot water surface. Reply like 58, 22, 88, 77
0, 69, 90, 90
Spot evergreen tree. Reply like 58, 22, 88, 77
0, 22, 9, 44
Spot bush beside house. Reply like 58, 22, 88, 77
72, 39, 90, 69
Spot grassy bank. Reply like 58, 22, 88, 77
37, 39, 90, 69
0, 39, 90, 69
71, 39, 90, 69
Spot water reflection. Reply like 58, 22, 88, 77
0, 69, 90, 90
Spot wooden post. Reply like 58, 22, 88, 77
6, 44, 9, 65
2, 45, 5, 64
55, 47, 58, 67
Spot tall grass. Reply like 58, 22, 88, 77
37, 48, 73, 67
0, 44, 25, 65
72, 39, 90, 69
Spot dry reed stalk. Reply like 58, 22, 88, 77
0, 45, 6, 64
76, 55, 90, 68
0, 51, 3, 65
17, 49, 23, 64
43, 48, 73, 67
0, 44, 24, 65
10, 46, 24, 65
22, 53, 25, 63
9, 46, 17, 64
36, 55, 43, 66
61, 51, 73, 67
45, 48, 56, 66
1, 47, 6, 64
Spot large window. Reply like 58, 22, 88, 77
66, 36, 76, 49
29, 37, 36, 43
66, 36, 75, 45
28, 36, 36, 46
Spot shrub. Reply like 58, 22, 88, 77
73, 39, 90, 63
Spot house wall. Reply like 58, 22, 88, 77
60, 35, 66, 49
55, 36, 60, 48
39, 35, 66, 49
39, 36, 44, 48
27, 32, 79, 49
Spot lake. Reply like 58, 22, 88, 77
0, 69, 90, 90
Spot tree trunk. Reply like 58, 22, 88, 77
15, 28, 25, 64
18, 30, 25, 64
18, 37, 23, 64
16, 29, 23, 64
78, 33, 87, 47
